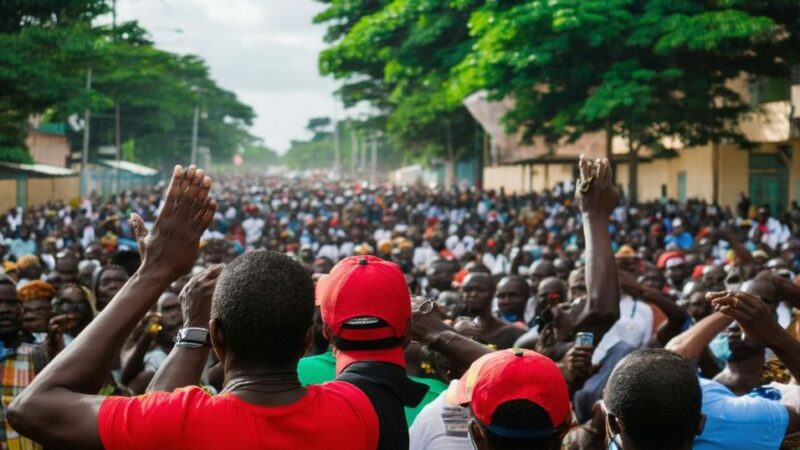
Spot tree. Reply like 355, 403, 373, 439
65, 22, 256, 169
315, 0, 483, 181
0, 1, 255, 167
0, 0, 108, 160
451, 0, 800, 203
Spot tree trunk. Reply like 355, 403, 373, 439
628, 141, 639, 206
605, 120, 615, 185
711, 141, 719, 205
445, 121, 455, 187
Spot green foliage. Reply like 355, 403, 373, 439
449, 0, 800, 201
282, 117, 407, 171
0, 1, 255, 167
315, 0, 482, 165
0, 147, 35, 164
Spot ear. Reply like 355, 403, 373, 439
209, 318, 225, 365
697, 414, 707, 436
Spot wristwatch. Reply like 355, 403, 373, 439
174, 327, 211, 349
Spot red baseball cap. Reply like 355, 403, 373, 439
446, 349, 571, 438
316, 256, 411, 371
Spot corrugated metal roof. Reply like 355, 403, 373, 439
98, 159, 159, 177
0, 162, 75, 177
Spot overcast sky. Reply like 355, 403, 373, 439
117, 0, 342, 153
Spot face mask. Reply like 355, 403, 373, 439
709, 333, 733, 362
500, 312, 520, 323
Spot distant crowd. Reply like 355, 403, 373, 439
2, 159, 800, 450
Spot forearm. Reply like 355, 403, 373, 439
428, 330, 492, 373
640, 286, 688, 323
762, 272, 800, 308
147, 346, 210, 393
666, 312, 732, 361
579, 214, 620, 333
24, 267, 172, 395
724, 237, 753, 264
119, 336, 152, 385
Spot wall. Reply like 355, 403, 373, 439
25, 176, 79, 207
530, 163, 573, 192
717, 145, 749, 210
483, 165, 526, 194
0, 179, 16, 211
616, 145, 717, 205
25, 131, 70, 167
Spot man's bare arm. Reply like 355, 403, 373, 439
8, 166, 215, 449
572, 157, 620, 340
147, 265, 222, 393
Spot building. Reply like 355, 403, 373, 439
467, 75, 800, 212
0, 119, 78, 211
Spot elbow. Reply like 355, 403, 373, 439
7, 394, 33, 437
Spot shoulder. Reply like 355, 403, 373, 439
313, 382, 379, 446
98, 387, 210, 450
702, 380, 788, 421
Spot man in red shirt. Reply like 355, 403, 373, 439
7, 165, 378, 450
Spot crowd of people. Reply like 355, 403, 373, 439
1, 158, 800, 449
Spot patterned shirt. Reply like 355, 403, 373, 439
0, 343, 42, 450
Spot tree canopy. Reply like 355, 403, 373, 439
0, 0, 255, 167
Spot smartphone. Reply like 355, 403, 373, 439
576, 332, 594, 348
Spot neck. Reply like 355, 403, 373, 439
224, 362, 301, 389
719, 353, 764, 394
0, 330, 22, 348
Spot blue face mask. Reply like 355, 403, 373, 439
500, 312, 521, 323
709, 333, 733, 362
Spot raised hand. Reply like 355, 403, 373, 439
710, 291, 783, 345
560, 344, 594, 386
130, 165, 216, 280
179, 264, 224, 328
575, 156, 618, 217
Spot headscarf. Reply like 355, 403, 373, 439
18, 280, 56, 302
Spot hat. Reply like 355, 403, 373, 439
16, 254, 41, 271
2, 261, 17, 274
615, 245, 636, 258
18, 280, 56, 302
752, 249, 769, 260
377, 239, 393, 254
672, 218, 683, 228
657, 251, 684, 269
316, 256, 411, 373
446, 349, 571, 438
665, 256, 687, 269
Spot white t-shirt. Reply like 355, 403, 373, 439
592, 295, 653, 365
242, 217, 264, 245
409, 391, 471, 450
445, 235, 475, 259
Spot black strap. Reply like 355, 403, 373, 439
333, 335, 403, 351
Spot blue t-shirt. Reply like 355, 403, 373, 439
665, 232, 694, 250
694, 378, 788, 450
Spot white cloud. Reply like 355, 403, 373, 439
116, 0, 347, 153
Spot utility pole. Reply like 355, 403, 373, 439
80, 68, 92, 198
332, 96, 341, 177
360, 132, 367, 173
371, 132, 378, 184
114, 102, 121, 193
350, 127, 357, 176
190, 101, 200, 166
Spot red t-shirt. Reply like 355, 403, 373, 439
98, 382, 378, 450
